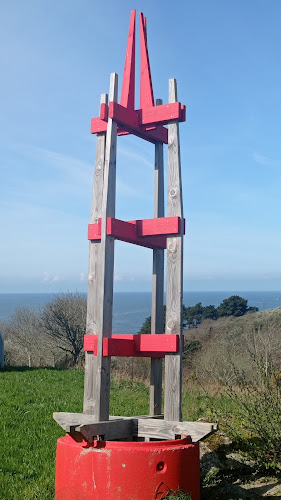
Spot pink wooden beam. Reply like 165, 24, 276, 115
107, 218, 167, 249
88, 218, 166, 249
140, 12, 154, 109
83, 334, 180, 357
91, 116, 168, 144
88, 216, 185, 249
120, 10, 136, 110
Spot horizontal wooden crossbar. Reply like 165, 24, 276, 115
91, 101, 186, 144
91, 117, 168, 144
84, 334, 180, 357
53, 412, 218, 443
88, 216, 184, 249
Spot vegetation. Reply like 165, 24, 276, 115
1, 366, 281, 499
2, 293, 86, 368
139, 295, 258, 333
41, 292, 86, 366
2, 295, 281, 498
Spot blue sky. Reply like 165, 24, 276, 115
1, 0, 281, 292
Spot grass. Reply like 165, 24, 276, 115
0, 368, 154, 500
2, 367, 276, 499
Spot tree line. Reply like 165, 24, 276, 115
139, 295, 258, 333
1, 293, 258, 368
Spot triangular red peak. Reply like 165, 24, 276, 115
91, 10, 186, 144
120, 10, 136, 110
139, 12, 154, 109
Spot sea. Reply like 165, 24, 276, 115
0, 291, 281, 335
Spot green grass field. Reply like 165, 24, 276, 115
1, 368, 208, 499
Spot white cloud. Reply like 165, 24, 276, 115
42, 272, 61, 283
252, 152, 281, 167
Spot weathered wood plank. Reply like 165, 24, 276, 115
150, 98, 164, 416
77, 420, 132, 442
83, 93, 108, 415
92, 73, 118, 421
164, 79, 184, 421
132, 418, 218, 442
53, 412, 217, 442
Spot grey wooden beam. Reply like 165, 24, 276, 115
83, 93, 108, 415
150, 98, 165, 416
53, 412, 218, 443
164, 79, 184, 421
92, 73, 118, 421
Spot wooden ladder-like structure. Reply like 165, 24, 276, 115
54, 10, 217, 444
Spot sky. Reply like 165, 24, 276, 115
1, 0, 281, 293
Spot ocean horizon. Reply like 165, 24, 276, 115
0, 291, 281, 335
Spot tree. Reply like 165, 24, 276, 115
202, 305, 218, 321
183, 303, 203, 328
5, 307, 42, 367
41, 293, 86, 366
217, 295, 250, 317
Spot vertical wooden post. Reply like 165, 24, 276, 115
150, 98, 164, 416
84, 93, 108, 415
164, 79, 184, 422
84, 73, 118, 421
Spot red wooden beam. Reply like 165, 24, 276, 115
91, 116, 168, 144
139, 103, 182, 126
83, 334, 180, 358
136, 216, 183, 237
109, 102, 139, 129
107, 218, 167, 249
139, 12, 154, 109
120, 10, 136, 110
88, 216, 185, 248
88, 218, 166, 249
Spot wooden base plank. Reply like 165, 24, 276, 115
53, 412, 218, 443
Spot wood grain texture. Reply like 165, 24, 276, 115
91, 74, 118, 421
53, 412, 217, 443
150, 98, 164, 416
77, 420, 132, 442
84, 93, 108, 414
164, 79, 184, 421
132, 418, 218, 442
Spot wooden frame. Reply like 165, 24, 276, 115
54, 9, 218, 445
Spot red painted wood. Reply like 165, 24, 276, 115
140, 12, 154, 109
84, 334, 180, 358
100, 103, 108, 122
136, 216, 183, 236
180, 104, 186, 122
120, 10, 136, 110
88, 217, 184, 244
103, 338, 135, 357
88, 219, 101, 240
84, 335, 98, 353
109, 102, 139, 129
136, 334, 179, 353
91, 117, 168, 144
133, 125, 168, 144
139, 103, 181, 126
107, 218, 167, 249
91, 118, 108, 134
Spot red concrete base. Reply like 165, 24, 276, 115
55, 434, 200, 500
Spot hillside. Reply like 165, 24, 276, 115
184, 307, 281, 383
